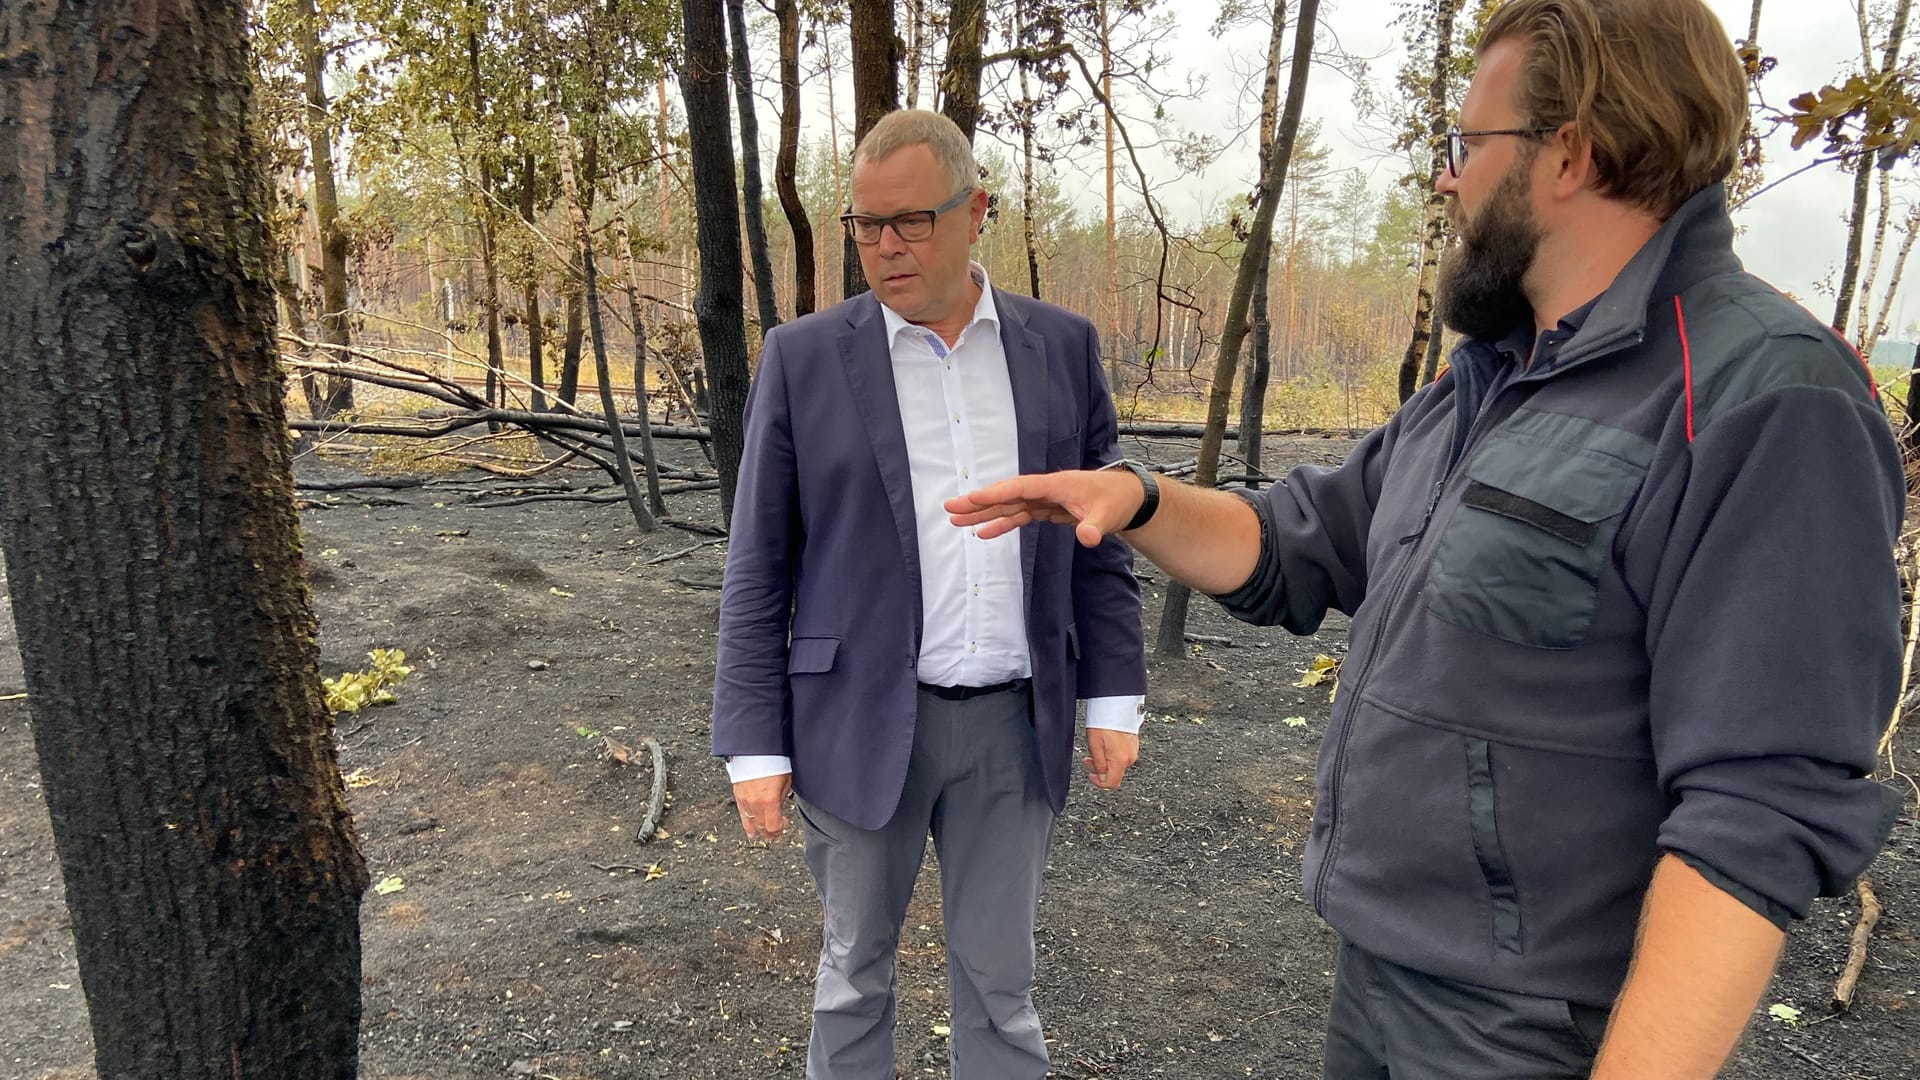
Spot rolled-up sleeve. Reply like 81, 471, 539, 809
1644, 383, 1905, 921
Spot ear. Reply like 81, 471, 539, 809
1546, 123, 1596, 201
968, 187, 991, 237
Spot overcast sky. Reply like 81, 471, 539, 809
846, 1, 1896, 339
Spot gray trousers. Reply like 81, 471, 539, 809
1323, 939, 1612, 1079
796, 683, 1056, 1080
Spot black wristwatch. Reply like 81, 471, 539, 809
1108, 459, 1160, 531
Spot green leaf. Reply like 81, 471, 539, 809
1767, 1003, 1801, 1026
374, 875, 406, 895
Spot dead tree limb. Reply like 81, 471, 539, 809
1831, 876, 1882, 1013
634, 737, 668, 844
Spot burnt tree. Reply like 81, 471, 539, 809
727, 0, 782, 335
682, 0, 753, 518
844, 0, 900, 299
0, 0, 369, 1074
774, 0, 817, 315
939, 0, 989, 142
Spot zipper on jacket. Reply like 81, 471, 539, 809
1310, 365, 1512, 915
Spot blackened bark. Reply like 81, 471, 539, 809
939, 0, 988, 142
727, 0, 782, 334
682, 0, 754, 519
774, 0, 817, 315
0, 0, 368, 1073
519, 152, 548, 412
1238, 0, 1287, 485
559, 129, 599, 405
468, 24, 506, 425
844, 0, 899, 299
1239, 257, 1273, 486
299, 0, 355, 416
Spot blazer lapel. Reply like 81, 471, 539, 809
997, 289, 1051, 615
838, 296, 923, 624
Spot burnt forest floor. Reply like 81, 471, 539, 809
1, 433, 1915, 1079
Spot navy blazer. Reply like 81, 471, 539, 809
711, 288, 1148, 830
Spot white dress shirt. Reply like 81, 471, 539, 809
729, 265, 1144, 784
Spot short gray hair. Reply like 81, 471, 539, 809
853, 110, 978, 197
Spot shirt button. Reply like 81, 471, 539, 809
962, 467, 970, 478
968, 642, 977, 653
953, 413, 961, 423
972, 584, 980, 595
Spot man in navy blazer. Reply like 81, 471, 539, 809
712, 110, 1148, 1080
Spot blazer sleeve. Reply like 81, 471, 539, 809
712, 330, 800, 758
1069, 319, 1149, 700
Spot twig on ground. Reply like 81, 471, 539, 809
590, 862, 645, 874
647, 539, 727, 565
673, 576, 724, 590
1831, 876, 1882, 1013
1185, 633, 1236, 647
661, 518, 727, 538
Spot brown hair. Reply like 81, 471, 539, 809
1480, 0, 1746, 217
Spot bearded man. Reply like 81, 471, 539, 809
945, 1, 1905, 1076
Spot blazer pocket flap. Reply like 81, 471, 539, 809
1045, 428, 1083, 468
786, 636, 840, 674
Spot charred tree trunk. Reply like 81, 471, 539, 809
0, 0, 368, 1073
843, 0, 899, 300
939, 0, 988, 143
556, 117, 655, 534
519, 152, 549, 412
558, 129, 599, 406
467, 23, 506, 425
1157, 0, 1318, 657
617, 214, 671, 516
299, 0, 354, 417
774, 0, 817, 316
1399, 0, 1459, 403
682, 0, 754, 520
727, 0, 782, 335
1237, 1, 1287, 486
1016, 0, 1042, 298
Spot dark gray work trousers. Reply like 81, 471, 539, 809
1323, 939, 1612, 1079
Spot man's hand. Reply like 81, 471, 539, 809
1084, 729, 1140, 789
732, 773, 793, 840
945, 468, 1145, 547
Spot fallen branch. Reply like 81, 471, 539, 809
1185, 633, 1236, 648
634, 737, 668, 845
296, 477, 439, 492
1831, 876, 1882, 1013
647, 539, 728, 565
661, 518, 727, 538
673, 575, 724, 590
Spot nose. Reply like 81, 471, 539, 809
875, 223, 910, 258
1435, 163, 1460, 196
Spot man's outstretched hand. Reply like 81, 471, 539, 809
945, 468, 1145, 546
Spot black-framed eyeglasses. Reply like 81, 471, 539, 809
840, 187, 975, 244
1446, 123, 1561, 177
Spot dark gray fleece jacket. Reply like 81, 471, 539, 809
1219, 184, 1905, 1006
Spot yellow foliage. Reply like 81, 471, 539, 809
324, 648, 414, 714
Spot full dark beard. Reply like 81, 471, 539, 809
1437, 162, 1541, 342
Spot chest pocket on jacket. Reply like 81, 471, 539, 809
1424, 413, 1651, 650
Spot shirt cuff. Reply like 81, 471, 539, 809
725, 755, 793, 783
1085, 695, 1146, 734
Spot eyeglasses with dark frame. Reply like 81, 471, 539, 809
840, 187, 975, 245
1446, 123, 1561, 177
